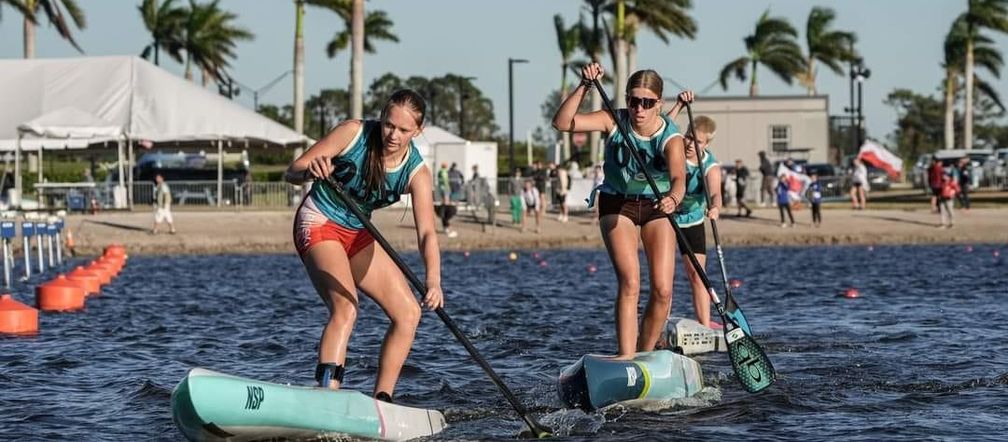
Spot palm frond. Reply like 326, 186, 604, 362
719, 56, 749, 90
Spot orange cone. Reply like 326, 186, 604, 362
0, 294, 39, 334
65, 228, 76, 257
36, 275, 86, 312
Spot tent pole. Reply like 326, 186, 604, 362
14, 133, 22, 209
127, 138, 134, 210
217, 140, 224, 208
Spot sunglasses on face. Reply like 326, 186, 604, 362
626, 96, 659, 110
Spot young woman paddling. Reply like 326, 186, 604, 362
552, 62, 686, 358
285, 89, 444, 402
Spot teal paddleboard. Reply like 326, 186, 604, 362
172, 368, 447, 441
558, 350, 704, 411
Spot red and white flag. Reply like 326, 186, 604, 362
857, 141, 902, 178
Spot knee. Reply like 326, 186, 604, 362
327, 299, 358, 324
393, 302, 422, 331
616, 278, 640, 298
650, 285, 672, 303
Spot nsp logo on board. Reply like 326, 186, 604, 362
244, 385, 264, 410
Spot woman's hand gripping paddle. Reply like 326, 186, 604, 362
323, 177, 553, 438
682, 102, 752, 337
593, 79, 774, 393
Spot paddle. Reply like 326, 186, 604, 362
592, 78, 774, 393
682, 102, 752, 336
323, 177, 552, 439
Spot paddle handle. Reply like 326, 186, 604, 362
323, 178, 551, 438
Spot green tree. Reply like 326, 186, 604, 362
943, 16, 1004, 149
719, 9, 804, 96
324, 7, 398, 60
363, 73, 497, 140
884, 89, 945, 163
4, 0, 86, 58
180, 0, 254, 86
798, 6, 856, 95
553, 14, 580, 159
606, 0, 696, 98
138, 0, 186, 65
960, 0, 1008, 149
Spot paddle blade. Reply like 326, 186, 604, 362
725, 328, 776, 393
724, 302, 753, 336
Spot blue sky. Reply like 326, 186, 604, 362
1, 0, 1005, 146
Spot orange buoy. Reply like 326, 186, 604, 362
841, 288, 860, 299
587, 264, 597, 274
729, 278, 743, 289
36, 275, 86, 312
0, 294, 39, 334
104, 244, 127, 259
95, 256, 123, 276
66, 266, 101, 296
85, 262, 114, 285
538, 260, 548, 267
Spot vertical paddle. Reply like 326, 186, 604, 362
682, 102, 752, 336
323, 177, 552, 439
593, 78, 774, 393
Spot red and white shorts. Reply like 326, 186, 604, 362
293, 197, 374, 257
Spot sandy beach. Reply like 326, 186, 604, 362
64, 203, 1008, 256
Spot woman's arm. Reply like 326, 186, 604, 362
407, 165, 444, 310
285, 120, 362, 185
551, 62, 614, 134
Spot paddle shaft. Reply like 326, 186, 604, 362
682, 103, 738, 303
323, 178, 550, 438
591, 79, 729, 317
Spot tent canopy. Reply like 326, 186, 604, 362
18, 107, 122, 140
0, 56, 309, 151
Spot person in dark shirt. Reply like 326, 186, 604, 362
734, 159, 753, 217
806, 172, 823, 226
955, 157, 971, 210
758, 151, 775, 206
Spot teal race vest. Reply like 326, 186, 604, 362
674, 148, 719, 227
309, 120, 425, 229
599, 110, 682, 197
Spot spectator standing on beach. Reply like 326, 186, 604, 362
758, 151, 775, 206
520, 179, 541, 233
806, 172, 823, 227
938, 171, 959, 228
436, 163, 450, 205
471, 164, 480, 181
556, 163, 570, 222
532, 161, 549, 216
152, 174, 176, 234
509, 168, 524, 226
850, 158, 868, 210
776, 173, 795, 227
928, 157, 945, 212
284, 89, 444, 400
734, 159, 753, 217
552, 62, 686, 357
955, 157, 971, 210
447, 163, 464, 200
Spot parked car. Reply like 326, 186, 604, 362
930, 148, 993, 188
981, 148, 1008, 188
910, 153, 932, 189
865, 166, 891, 191
803, 163, 844, 198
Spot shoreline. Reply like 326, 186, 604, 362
64, 205, 1008, 256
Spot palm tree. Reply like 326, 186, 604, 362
324, 8, 397, 59
5, 0, 86, 58
139, 0, 186, 66
350, 0, 363, 119
553, 14, 580, 159
961, 0, 1008, 149
719, 9, 804, 96
798, 6, 856, 95
607, 0, 696, 101
943, 16, 1004, 148
580, 0, 605, 163
294, 1, 349, 135
180, 0, 253, 86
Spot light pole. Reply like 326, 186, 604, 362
508, 58, 528, 173
845, 58, 870, 154
457, 76, 476, 138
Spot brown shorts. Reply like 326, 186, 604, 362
598, 192, 668, 226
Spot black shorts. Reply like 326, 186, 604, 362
931, 187, 942, 197
598, 192, 667, 226
736, 186, 747, 203
678, 223, 706, 255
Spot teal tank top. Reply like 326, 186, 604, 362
599, 110, 682, 196
675, 148, 719, 227
309, 120, 425, 229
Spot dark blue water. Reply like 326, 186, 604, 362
1, 244, 1006, 441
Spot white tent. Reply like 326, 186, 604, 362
0, 56, 310, 207
413, 125, 498, 196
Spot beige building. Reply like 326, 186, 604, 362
666, 95, 830, 166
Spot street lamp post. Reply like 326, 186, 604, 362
508, 58, 528, 173
844, 58, 869, 156
232, 70, 294, 111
